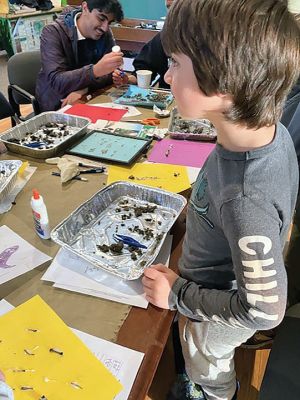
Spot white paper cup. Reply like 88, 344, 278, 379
136, 70, 152, 88
156, 21, 164, 30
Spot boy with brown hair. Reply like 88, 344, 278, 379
141, 1, 300, 399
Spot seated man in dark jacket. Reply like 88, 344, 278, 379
112, 0, 174, 89
36, 0, 123, 111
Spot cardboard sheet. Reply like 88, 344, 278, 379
0, 296, 122, 400
64, 103, 127, 123
0, 300, 144, 400
107, 163, 190, 193
148, 138, 215, 168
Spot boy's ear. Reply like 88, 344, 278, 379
216, 92, 233, 110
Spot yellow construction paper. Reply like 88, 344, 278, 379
0, 296, 122, 400
108, 163, 191, 193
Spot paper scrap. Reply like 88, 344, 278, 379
107, 163, 190, 193
148, 138, 215, 168
0, 296, 122, 400
64, 103, 127, 123
0, 225, 51, 285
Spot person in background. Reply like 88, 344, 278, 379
36, 0, 124, 111
141, 1, 300, 400
0, 371, 13, 400
112, 0, 174, 88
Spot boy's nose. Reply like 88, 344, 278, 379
164, 69, 172, 86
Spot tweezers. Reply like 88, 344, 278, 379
24, 142, 46, 148
79, 167, 106, 174
113, 234, 147, 249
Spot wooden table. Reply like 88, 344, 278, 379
0, 92, 186, 400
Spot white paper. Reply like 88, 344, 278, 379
0, 226, 52, 284
187, 167, 201, 185
73, 329, 144, 400
123, 57, 135, 72
0, 299, 14, 316
57, 104, 72, 113
90, 103, 141, 117
0, 300, 144, 400
0, 165, 36, 214
42, 236, 172, 308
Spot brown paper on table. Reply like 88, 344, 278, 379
1, 154, 131, 343
6, 270, 131, 342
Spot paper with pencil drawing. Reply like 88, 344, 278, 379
0, 225, 51, 285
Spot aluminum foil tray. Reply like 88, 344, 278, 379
0, 160, 22, 202
0, 112, 90, 159
51, 181, 187, 280
168, 107, 217, 141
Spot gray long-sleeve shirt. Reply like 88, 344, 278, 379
169, 123, 299, 330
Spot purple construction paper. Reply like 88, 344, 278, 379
148, 139, 215, 168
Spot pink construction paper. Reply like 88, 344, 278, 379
148, 139, 215, 168
64, 104, 127, 123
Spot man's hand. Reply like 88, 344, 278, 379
61, 92, 83, 107
142, 264, 179, 309
112, 69, 129, 86
93, 51, 123, 77
112, 70, 137, 86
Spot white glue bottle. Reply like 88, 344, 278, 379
31, 189, 51, 239
112, 45, 125, 78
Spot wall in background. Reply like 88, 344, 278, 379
289, 0, 300, 13
119, 0, 167, 20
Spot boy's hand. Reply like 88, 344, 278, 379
142, 264, 179, 309
112, 69, 129, 86
93, 51, 123, 77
